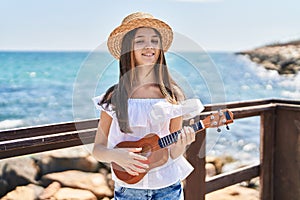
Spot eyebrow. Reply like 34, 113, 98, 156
134, 35, 159, 39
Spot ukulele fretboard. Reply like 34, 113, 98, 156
158, 121, 204, 148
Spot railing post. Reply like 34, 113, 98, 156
260, 108, 276, 200
273, 105, 300, 200
185, 129, 206, 200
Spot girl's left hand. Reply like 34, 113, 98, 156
169, 119, 196, 159
178, 126, 196, 147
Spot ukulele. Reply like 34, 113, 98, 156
112, 109, 234, 184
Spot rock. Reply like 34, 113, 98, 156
41, 170, 113, 198
38, 181, 61, 200
99, 167, 109, 176
34, 146, 99, 175
206, 155, 237, 175
1, 184, 44, 200
0, 157, 40, 191
106, 173, 114, 191
54, 187, 97, 200
1, 186, 35, 200
101, 197, 111, 200
237, 41, 300, 75
0, 179, 9, 197
261, 61, 279, 71
206, 156, 224, 174
205, 163, 216, 178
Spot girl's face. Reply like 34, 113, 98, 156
133, 28, 161, 67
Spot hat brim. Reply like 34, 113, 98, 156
107, 18, 173, 59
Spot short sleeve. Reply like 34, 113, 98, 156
92, 94, 114, 117
149, 99, 204, 124
180, 99, 204, 120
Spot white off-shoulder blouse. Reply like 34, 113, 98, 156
93, 94, 203, 189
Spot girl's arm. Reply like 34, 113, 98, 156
92, 111, 149, 176
169, 116, 196, 159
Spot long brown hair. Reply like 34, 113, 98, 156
100, 28, 184, 133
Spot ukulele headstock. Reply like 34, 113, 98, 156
202, 109, 234, 132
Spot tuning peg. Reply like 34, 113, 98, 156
222, 119, 226, 124
210, 114, 215, 120
217, 127, 221, 132
219, 111, 223, 116
226, 125, 230, 130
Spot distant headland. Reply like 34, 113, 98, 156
237, 40, 300, 75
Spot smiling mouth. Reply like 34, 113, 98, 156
142, 53, 155, 57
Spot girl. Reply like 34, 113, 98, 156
92, 12, 198, 200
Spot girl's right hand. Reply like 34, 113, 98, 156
113, 148, 149, 176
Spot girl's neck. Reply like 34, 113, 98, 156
129, 83, 164, 99
135, 65, 156, 85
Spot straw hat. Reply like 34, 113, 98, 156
107, 12, 173, 59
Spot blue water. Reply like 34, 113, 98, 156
1, 51, 299, 166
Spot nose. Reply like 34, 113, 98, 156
144, 40, 154, 49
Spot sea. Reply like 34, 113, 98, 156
1, 51, 299, 169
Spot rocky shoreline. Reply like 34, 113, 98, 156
237, 40, 300, 75
0, 146, 259, 200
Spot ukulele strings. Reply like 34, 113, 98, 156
138, 130, 182, 152
206, 129, 228, 154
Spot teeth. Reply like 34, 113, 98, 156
143, 53, 154, 57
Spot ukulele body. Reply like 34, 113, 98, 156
112, 133, 169, 184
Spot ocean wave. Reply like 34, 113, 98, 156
278, 73, 300, 87
0, 119, 24, 130
278, 73, 300, 99
281, 90, 300, 99
242, 55, 300, 99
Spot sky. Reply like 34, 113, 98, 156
0, 0, 300, 52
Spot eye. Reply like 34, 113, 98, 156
151, 39, 159, 44
135, 40, 144, 44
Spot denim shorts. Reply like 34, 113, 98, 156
114, 181, 184, 200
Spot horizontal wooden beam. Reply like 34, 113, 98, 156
0, 119, 98, 142
0, 129, 96, 159
200, 104, 276, 120
206, 164, 260, 194
203, 98, 300, 111
1, 99, 297, 143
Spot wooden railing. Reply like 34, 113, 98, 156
184, 99, 300, 200
1, 99, 299, 200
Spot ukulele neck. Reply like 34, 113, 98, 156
157, 110, 234, 149
158, 120, 205, 148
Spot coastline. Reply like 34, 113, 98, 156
237, 40, 300, 75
